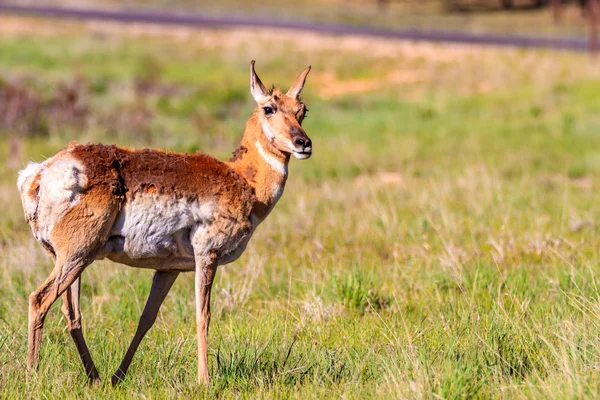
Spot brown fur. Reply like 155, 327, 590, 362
227, 112, 291, 221
67, 144, 254, 207
243, 165, 257, 184
229, 145, 248, 162
49, 185, 120, 260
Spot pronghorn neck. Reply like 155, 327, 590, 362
228, 112, 290, 223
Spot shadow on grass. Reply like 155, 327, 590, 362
213, 336, 351, 391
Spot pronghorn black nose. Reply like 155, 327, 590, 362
295, 138, 311, 149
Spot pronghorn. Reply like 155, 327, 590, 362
17, 61, 312, 385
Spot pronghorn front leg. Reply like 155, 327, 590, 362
61, 277, 100, 383
111, 270, 179, 386
194, 254, 218, 385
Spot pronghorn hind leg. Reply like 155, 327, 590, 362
111, 270, 179, 386
27, 257, 92, 375
27, 186, 120, 377
61, 277, 100, 383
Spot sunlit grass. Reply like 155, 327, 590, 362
1, 16, 600, 399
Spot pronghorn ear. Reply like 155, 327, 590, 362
286, 65, 311, 99
250, 60, 269, 105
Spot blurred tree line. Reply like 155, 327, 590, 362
444, 0, 591, 11
373, 0, 589, 11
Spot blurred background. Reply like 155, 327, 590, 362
2, 0, 599, 168
2, 1, 600, 398
2, 0, 598, 36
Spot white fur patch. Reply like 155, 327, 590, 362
292, 151, 311, 160
262, 120, 277, 141
17, 162, 44, 219
272, 183, 283, 202
17, 162, 40, 192
111, 195, 216, 259
35, 159, 88, 240
40, 160, 88, 202
255, 140, 287, 176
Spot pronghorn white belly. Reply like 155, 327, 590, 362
98, 195, 216, 270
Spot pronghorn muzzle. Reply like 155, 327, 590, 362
291, 126, 312, 160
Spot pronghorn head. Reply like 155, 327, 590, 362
250, 61, 312, 160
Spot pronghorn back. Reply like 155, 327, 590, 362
17, 143, 255, 267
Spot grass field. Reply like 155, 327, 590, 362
2, 15, 600, 399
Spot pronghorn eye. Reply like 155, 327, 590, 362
263, 106, 274, 115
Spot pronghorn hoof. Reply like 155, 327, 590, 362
89, 376, 101, 386
110, 374, 123, 387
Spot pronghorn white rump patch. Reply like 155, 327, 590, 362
18, 157, 88, 242
255, 140, 287, 175
17, 162, 44, 219
39, 160, 88, 237
17, 162, 41, 193
39, 160, 88, 203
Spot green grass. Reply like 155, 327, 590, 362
2, 15, 600, 398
